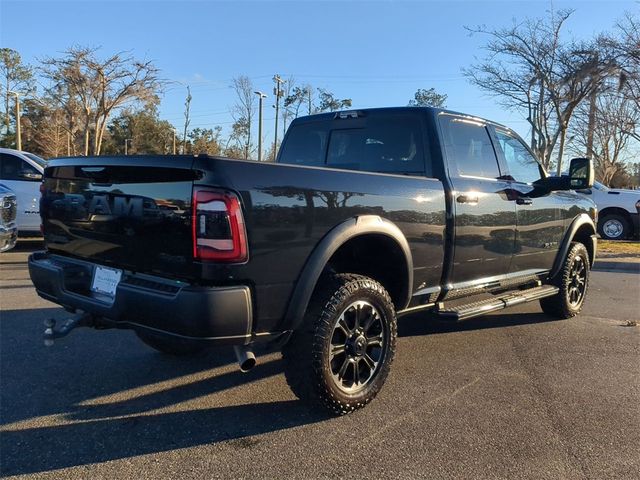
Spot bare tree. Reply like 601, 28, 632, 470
609, 12, 640, 140
231, 75, 255, 159
280, 75, 297, 137
41, 47, 162, 155
464, 9, 619, 173
21, 98, 68, 157
569, 87, 639, 185
0, 48, 34, 136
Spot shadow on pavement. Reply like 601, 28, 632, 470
398, 309, 553, 338
1, 303, 555, 475
1, 400, 325, 475
1, 307, 327, 475
14, 238, 44, 252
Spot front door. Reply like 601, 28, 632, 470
491, 128, 564, 274
438, 114, 516, 286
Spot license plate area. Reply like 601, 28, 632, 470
91, 265, 122, 298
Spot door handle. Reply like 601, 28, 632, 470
456, 194, 479, 204
516, 197, 533, 205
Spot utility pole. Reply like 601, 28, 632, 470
585, 87, 598, 160
530, 104, 538, 152
585, 51, 600, 161
66, 131, 71, 156
183, 86, 192, 154
124, 138, 131, 155
8, 91, 22, 150
273, 75, 285, 160
254, 91, 267, 162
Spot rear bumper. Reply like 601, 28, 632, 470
28, 251, 253, 345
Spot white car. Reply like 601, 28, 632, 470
0, 148, 45, 235
0, 183, 18, 252
579, 181, 640, 240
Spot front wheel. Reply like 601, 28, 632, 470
540, 242, 590, 318
598, 214, 629, 240
282, 273, 397, 415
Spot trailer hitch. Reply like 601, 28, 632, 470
43, 312, 94, 346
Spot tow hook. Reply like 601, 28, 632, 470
43, 312, 94, 346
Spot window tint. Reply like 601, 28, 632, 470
278, 122, 329, 167
279, 113, 430, 176
592, 181, 608, 192
326, 115, 426, 175
0, 153, 39, 181
440, 117, 500, 178
494, 130, 542, 184
24, 152, 46, 167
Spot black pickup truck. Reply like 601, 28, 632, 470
29, 107, 597, 414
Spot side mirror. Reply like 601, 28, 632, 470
18, 170, 43, 181
568, 157, 594, 190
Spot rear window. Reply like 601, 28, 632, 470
277, 122, 329, 167
279, 113, 429, 176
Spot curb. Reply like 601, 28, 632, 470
593, 261, 640, 273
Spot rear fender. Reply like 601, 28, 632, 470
282, 215, 413, 331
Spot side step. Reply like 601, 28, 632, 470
436, 285, 559, 321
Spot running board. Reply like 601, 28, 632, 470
436, 285, 559, 321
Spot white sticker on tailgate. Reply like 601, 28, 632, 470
91, 265, 122, 297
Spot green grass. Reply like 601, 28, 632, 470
598, 240, 640, 256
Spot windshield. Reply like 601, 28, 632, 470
24, 153, 47, 167
593, 181, 609, 192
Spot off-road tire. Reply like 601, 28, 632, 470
540, 242, 590, 318
282, 273, 397, 415
136, 330, 207, 356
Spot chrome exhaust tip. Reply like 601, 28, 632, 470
233, 345, 256, 372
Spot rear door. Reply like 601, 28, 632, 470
491, 128, 564, 273
438, 114, 516, 286
0, 152, 42, 231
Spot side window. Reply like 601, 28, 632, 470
278, 122, 329, 167
439, 116, 500, 178
0, 153, 39, 181
326, 114, 428, 176
494, 130, 542, 184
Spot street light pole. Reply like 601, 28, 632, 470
7, 91, 22, 150
254, 91, 267, 162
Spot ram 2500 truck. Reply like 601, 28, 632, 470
29, 107, 597, 415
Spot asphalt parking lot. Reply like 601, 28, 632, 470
1, 241, 639, 479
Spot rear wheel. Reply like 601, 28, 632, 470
282, 273, 397, 415
540, 242, 590, 318
136, 330, 207, 356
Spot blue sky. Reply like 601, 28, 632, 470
1, 0, 636, 143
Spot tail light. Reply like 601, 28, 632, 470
192, 188, 248, 263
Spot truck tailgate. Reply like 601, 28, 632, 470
41, 156, 198, 279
